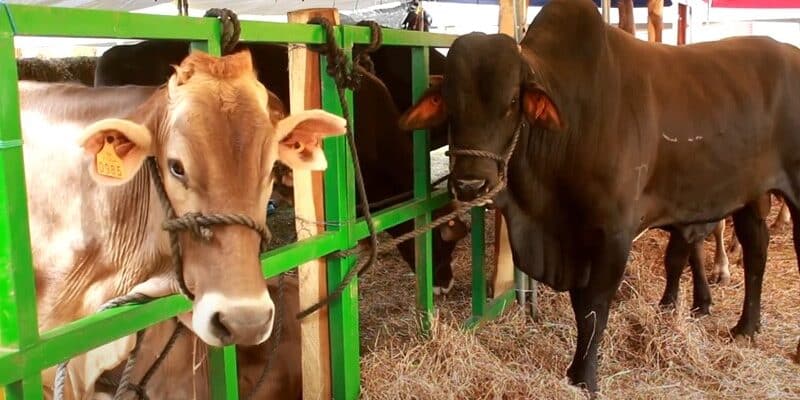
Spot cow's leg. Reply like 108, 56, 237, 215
565, 237, 629, 393
771, 199, 791, 230
688, 239, 712, 316
658, 231, 690, 310
728, 225, 742, 260
730, 201, 769, 337
388, 221, 455, 295
710, 220, 732, 285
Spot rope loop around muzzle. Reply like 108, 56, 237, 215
162, 211, 272, 253
445, 120, 525, 175
146, 157, 272, 301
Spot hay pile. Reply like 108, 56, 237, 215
358, 200, 800, 399
17, 56, 97, 86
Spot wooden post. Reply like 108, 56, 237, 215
287, 8, 339, 400
677, 3, 688, 45
618, 0, 635, 35
601, 0, 612, 23
497, 0, 515, 37
648, 0, 664, 42
495, 0, 529, 308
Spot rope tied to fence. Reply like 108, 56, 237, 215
295, 17, 383, 319
203, 8, 241, 55
296, 16, 525, 319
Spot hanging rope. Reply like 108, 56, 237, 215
53, 293, 153, 400
296, 17, 524, 319
296, 17, 382, 319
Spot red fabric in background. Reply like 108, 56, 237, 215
704, 0, 800, 8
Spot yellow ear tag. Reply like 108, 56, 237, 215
95, 138, 124, 179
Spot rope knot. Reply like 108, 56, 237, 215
203, 8, 241, 55
306, 17, 383, 92
163, 212, 214, 241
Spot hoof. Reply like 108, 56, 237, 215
432, 278, 454, 296
710, 272, 731, 286
731, 322, 760, 341
658, 296, 678, 311
770, 219, 789, 231
793, 340, 800, 364
690, 304, 711, 318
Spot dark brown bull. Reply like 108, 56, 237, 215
399, 0, 800, 392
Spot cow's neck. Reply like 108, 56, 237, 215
47, 100, 172, 327
107, 165, 172, 293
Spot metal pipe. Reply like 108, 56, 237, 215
602, 0, 611, 24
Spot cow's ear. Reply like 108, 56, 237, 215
276, 110, 347, 171
398, 81, 446, 130
78, 118, 153, 186
522, 84, 564, 132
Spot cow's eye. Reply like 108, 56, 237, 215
510, 96, 518, 106
168, 159, 186, 180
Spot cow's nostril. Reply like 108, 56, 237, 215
455, 179, 487, 193
210, 312, 233, 344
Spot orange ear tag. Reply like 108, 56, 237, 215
95, 138, 124, 179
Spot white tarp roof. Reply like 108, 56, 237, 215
5, 0, 398, 17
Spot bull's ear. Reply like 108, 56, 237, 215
276, 110, 347, 171
78, 118, 152, 186
398, 80, 446, 130
522, 84, 564, 132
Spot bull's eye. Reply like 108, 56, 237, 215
510, 96, 518, 106
168, 159, 186, 180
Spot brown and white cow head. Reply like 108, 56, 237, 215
77, 50, 346, 347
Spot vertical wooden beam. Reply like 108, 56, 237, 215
677, 3, 688, 45
618, 0, 636, 35
497, 0, 515, 38
287, 8, 339, 400
515, 0, 528, 39
648, 0, 664, 42
494, 0, 526, 304
601, 0, 612, 23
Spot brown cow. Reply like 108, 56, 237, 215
94, 276, 301, 400
19, 50, 345, 399
398, 0, 800, 391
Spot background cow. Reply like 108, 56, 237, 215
95, 276, 301, 400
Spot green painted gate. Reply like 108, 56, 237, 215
0, 4, 514, 399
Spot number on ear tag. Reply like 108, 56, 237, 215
96, 139, 124, 179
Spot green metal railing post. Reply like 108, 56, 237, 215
470, 207, 487, 320
411, 46, 434, 336
0, 6, 44, 400
322, 26, 361, 400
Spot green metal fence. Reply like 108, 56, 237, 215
0, 4, 514, 400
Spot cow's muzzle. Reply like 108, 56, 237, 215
446, 120, 525, 203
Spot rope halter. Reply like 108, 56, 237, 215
444, 118, 525, 191
146, 157, 272, 300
